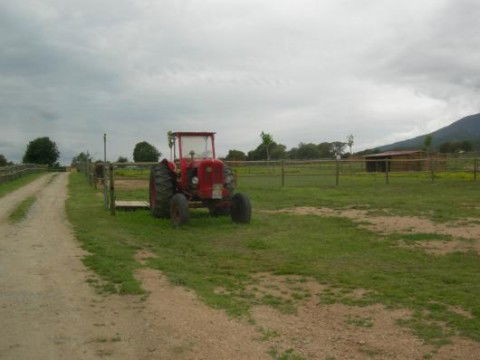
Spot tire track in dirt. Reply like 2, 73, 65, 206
0, 173, 54, 222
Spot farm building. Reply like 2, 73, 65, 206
364, 150, 426, 172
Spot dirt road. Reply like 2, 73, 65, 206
0, 173, 269, 359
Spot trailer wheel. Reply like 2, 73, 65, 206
230, 193, 251, 224
170, 193, 190, 226
150, 163, 174, 218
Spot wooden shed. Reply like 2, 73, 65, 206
364, 150, 426, 172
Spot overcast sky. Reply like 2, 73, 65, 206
1, 0, 479, 163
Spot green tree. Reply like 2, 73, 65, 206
117, 156, 128, 163
133, 141, 161, 162
439, 142, 452, 153
23, 137, 59, 166
346, 134, 354, 154
270, 144, 287, 160
460, 140, 473, 152
71, 152, 92, 168
297, 143, 320, 159
287, 147, 299, 159
225, 149, 247, 161
317, 142, 334, 158
331, 141, 346, 158
247, 142, 286, 160
260, 131, 274, 160
0, 154, 8, 167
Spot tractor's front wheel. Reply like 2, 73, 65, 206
230, 193, 251, 224
170, 193, 190, 226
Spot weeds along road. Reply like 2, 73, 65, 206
0, 173, 269, 360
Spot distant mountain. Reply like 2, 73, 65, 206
376, 113, 480, 151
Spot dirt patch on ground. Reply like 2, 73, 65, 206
134, 269, 270, 359
266, 207, 480, 253
115, 179, 148, 190
399, 239, 476, 255
245, 273, 480, 360
135, 269, 480, 359
246, 273, 325, 308
134, 249, 157, 265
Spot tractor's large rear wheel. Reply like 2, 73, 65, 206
230, 193, 251, 224
170, 193, 190, 226
150, 164, 174, 218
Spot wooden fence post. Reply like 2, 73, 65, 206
109, 164, 116, 216
281, 160, 285, 187
103, 163, 109, 209
335, 159, 340, 186
87, 160, 91, 184
474, 158, 478, 181
93, 163, 97, 189
385, 159, 389, 184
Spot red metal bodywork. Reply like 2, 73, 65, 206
167, 132, 230, 201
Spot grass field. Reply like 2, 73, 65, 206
114, 168, 480, 222
0, 172, 45, 198
67, 172, 480, 348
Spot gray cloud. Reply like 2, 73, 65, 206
1, 0, 479, 163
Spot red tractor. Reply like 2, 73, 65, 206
149, 132, 251, 226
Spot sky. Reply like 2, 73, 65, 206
1, 0, 480, 164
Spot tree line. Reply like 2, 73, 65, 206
224, 132, 354, 161
71, 141, 162, 166
67, 132, 479, 167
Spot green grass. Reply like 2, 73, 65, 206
67, 172, 480, 347
9, 196, 37, 223
345, 315, 374, 328
0, 172, 46, 198
114, 175, 480, 222
268, 347, 306, 360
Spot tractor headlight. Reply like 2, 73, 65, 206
191, 176, 199, 185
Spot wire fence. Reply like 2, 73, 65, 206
0, 164, 48, 184
223, 157, 479, 187
77, 156, 479, 214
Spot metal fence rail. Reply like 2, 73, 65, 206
77, 157, 479, 216
0, 164, 48, 184
224, 157, 479, 187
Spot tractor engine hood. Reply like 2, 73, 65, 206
196, 159, 225, 199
